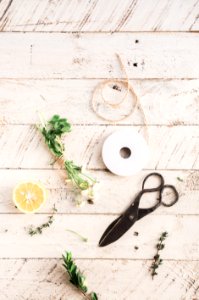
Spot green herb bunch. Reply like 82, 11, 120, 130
62, 251, 98, 300
40, 114, 71, 157
38, 115, 97, 204
150, 231, 168, 279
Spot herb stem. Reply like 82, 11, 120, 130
66, 229, 88, 242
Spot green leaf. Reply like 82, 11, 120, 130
91, 292, 98, 300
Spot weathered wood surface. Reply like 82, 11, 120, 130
0, 33, 199, 79
0, 214, 199, 259
0, 259, 198, 300
0, 79, 199, 125
0, 125, 198, 170
0, 169, 196, 214
0, 1, 199, 299
0, 0, 199, 32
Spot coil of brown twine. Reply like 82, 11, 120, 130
91, 53, 149, 140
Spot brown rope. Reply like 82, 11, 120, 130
91, 54, 149, 140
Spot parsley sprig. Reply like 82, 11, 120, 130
40, 114, 71, 157
62, 251, 98, 300
38, 114, 97, 204
150, 232, 168, 279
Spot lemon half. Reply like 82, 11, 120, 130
13, 182, 47, 213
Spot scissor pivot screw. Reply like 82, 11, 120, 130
129, 215, 134, 221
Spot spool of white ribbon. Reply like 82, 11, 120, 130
102, 129, 150, 176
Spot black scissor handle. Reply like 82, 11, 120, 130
160, 184, 179, 207
142, 172, 165, 193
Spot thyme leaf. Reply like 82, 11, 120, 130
177, 177, 183, 182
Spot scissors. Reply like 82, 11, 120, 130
99, 172, 179, 247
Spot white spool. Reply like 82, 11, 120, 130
102, 129, 150, 176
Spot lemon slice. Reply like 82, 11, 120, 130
13, 182, 47, 213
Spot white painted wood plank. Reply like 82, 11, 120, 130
0, 259, 198, 300
0, 33, 199, 79
0, 125, 198, 169
0, 0, 199, 32
0, 169, 196, 214
0, 214, 199, 259
0, 79, 199, 125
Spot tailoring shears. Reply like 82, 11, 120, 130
99, 172, 179, 247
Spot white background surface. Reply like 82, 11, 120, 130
0, 0, 199, 299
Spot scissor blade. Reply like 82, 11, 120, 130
99, 216, 122, 247
99, 213, 138, 247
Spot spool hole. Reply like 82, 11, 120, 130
120, 147, 131, 159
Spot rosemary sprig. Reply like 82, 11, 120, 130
150, 231, 168, 279
38, 114, 97, 204
62, 251, 98, 300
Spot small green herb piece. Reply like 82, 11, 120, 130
66, 229, 88, 242
91, 292, 98, 300
38, 114, 97, 204
62, 251, 98, 300
52, 204, 58, 213
150, 232, 168, 279
177, 177, 183, 182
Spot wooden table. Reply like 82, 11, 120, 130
0, 1, 199, 299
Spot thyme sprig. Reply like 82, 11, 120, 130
28, 215, 54, 236
150, 231, 168, 279
27, 205, 57, 236
62, 251, 98, 300
38, 114, 97, 204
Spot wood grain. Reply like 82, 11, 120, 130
0, 169, 196, 214
0, 33, 199, 79
0, 0, 198, 32
0, 1, 198, 299
0, 214, 199, 259
0, 259, 198, 300
0, 125, 198, 170
0, 79, 199, 125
